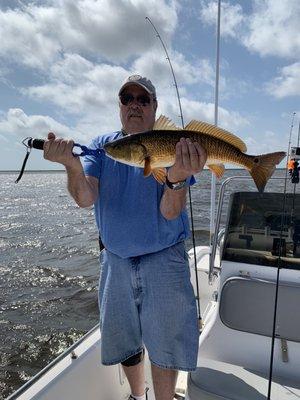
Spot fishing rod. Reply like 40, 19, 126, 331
15, 137, 102, 183
146, 16, 202, 330
267, 111, 296, 399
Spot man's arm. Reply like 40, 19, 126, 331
44, 132, 99, 208
66, 168, 99, 208
160, 138, 206, 220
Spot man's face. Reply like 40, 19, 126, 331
119, 84, 157, 134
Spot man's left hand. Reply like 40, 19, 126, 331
168, 138, 207, 182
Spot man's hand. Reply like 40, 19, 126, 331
160, 138, 206, 220
168, 138, 207, 182
44, 132, 98, 207
44, 132, 82, 172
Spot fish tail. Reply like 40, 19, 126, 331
249, 151, 286, 192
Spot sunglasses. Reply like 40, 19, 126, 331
119, 93, 151, 106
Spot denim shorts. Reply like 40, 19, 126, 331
98, 242, 199, 371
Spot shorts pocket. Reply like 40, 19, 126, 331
169, 242, 187, 261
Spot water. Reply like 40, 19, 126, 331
0, 169, 290, 398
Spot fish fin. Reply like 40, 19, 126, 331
184, 120, 247, 152
153, 115, 181, 131
207, 163, 225, 178
152, 168, 167, 184
249, 151, 286, 192
144, 157, 152, 177
144, 160, 166, 184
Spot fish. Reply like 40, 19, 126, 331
104, 115, 286, 192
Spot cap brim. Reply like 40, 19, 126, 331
118, 82, 152, 96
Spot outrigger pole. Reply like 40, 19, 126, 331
210, 0, 221, 245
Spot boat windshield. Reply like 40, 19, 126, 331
222, 192, 300, 269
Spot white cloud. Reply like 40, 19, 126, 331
24, 55, 130, 115
0, 108, 85, 142
199, 0, 300, 100
264, 130, 275, 138
0, 0, 250, 138
0, 99, 248, 157
0, 133, 9, 143
265, 62, 300, 99
245, 0, 300, 59
133, 50, 216, 91
57, 0, 177, 61
0, 67, 15, 90
0, 7, 60, 68
200, 0, 245, 39
0, 0, 177, 69
22, 50, 248, 137
244, 130, 288, 155
200, 0, 300, 60
158, 96, 249, 134
24, 51, 222, 118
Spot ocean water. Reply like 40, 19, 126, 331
0, 169, 290, 398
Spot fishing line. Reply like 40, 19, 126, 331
146, 16, 202, 329
267, 111, 296, 399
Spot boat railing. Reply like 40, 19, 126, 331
208, 176, 286, 283
6, 323, 100, 400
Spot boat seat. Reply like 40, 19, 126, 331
186, 358, 300, 400
197, 267, 300, 382
220, 276, 300, 341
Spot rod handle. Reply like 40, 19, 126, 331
28, 138, 45, 150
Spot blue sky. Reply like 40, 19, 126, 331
0, 0, 299, 171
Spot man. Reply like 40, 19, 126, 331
288, 158, 295, 176
291, 159, 300, 184
44, 75, 206, 400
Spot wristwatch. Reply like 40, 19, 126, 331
165, 176, 187, 190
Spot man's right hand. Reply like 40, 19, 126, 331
44, 132, 82, 171
44, 132, 98, 207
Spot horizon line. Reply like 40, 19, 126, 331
0, 167, 287, 173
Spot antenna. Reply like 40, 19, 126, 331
210, 0, 221, 247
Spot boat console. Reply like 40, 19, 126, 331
223, 192, 300, 267
187, 190, 300, 399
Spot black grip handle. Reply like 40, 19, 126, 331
28, 138, 45, 150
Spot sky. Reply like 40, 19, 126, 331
0, 0, 299, 171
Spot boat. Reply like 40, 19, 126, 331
6, 175, 300, 400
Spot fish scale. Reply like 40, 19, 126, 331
143, 130, 252, 168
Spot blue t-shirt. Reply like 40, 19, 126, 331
83, 131, 192, 259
